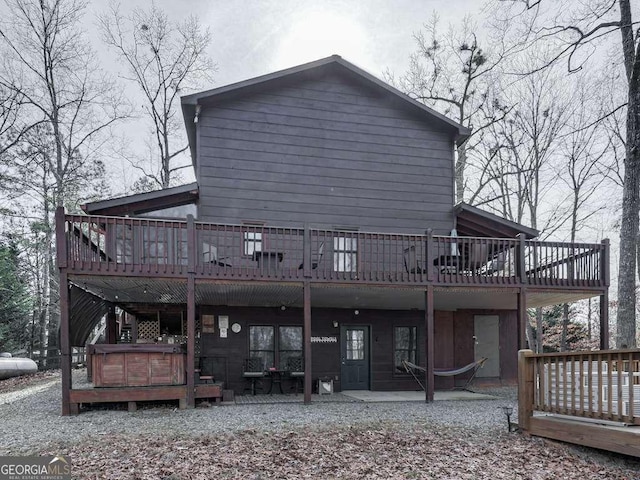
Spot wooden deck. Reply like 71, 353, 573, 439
518, 349, 640, 458
68, 383, 223, 414
528, 415, 640, 458
59, 213, 609, 290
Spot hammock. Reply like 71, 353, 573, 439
401, 358, 488, 391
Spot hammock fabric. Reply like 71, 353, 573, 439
401, 358, 488, 391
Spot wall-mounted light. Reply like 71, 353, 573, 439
354, 310, 359, 316
332, 320, 338, 328
280, 305, 286, 311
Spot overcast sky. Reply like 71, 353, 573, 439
83, 0, 482, 189
107, 0, 482, 87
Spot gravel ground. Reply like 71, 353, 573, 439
0, 371, 518, 456
1, 372, 638, 479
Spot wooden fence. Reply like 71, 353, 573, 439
518, 349, 640, 428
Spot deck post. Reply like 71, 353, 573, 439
516, 233, 526, 284
186, 214, 196, 408
599, 291, 609, 350
303, 224, 311, 278
56, 207, 72, 416
425, 229, 434, 282
599, 239, 610, 349
517, 288, 527, 349
425, 285, 434, 403
303, 280, 312, 404
106, 305, 117, 344
517, 349, 534, 431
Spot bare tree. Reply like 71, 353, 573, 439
99, 3, 215, 191
495, 0, 640, 348
386, 15, 518, 203
0, 0, 129, 355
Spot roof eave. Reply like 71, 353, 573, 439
83, 182, 199, 216
181, 55, 469, 139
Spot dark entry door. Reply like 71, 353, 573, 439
340, 326, 370, 390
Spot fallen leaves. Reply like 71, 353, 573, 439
41, 422, 639, 480
0, 369, 59, 394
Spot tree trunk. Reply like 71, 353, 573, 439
561, 303, 568, 351
616, 88, 640, 349
616, 0, 639, 349
526, 317, 537, 353
455, 142, 467, 203
535, 307, 544, 353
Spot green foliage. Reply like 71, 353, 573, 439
529, 304, 598, 353
0, 240, 32, 352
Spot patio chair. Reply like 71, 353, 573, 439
242, 357, 265, 395
287, 357, 304, 394
195, 357, 215, 384
298, 241, 324, 270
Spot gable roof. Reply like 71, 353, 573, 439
181, 55, 471, 165
454, 203, 539, 239
82, 182, 198, 216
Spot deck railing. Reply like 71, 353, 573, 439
518, 349, 640, 428
58, 212, 609, 288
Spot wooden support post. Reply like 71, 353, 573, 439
303, 280, 312, 404
425, 285, 434, 403
516, 233, 526, 284
517, 288, 527, 350
186, 214, 196, 408
425, 229, 434, 282
599, 238, 610, 350
599, 291, 609, 350
106, 305, 117, 344
186, 275, 196, 408
303, 224, 311, 278
517, 349, 534, 431
56, 207, 72, 416
60, 271, 72, 416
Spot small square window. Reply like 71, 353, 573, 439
243, 231, 262, 256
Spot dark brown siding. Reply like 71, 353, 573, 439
196, 71, 456, 234
198, 306, 517, 394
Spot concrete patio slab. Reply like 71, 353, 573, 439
340, 390, 498, 402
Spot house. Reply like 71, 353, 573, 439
55, 55, 609, 414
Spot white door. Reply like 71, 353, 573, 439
474, 315, 500, 378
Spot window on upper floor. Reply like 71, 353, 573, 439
243, 231, 262, 256
333, 236, 357, 272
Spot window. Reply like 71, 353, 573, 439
249, 326, 274, 370
249, 325, 303, 371
243, 231, 262, 256
278, 326, 303, 370
333, 236, 357, 272
346, 329, 365, 360
394, 326, 417, 371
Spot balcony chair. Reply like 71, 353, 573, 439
298, 241, 325, 270
403, 245, 424, 274
242, 357, 265, 395
462, 243, 490, 274
202, 242, 232, 267
287, 357, 305, 394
